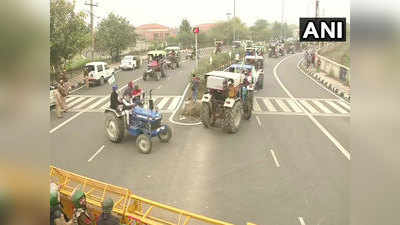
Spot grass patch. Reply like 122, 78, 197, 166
319, 43, 350, 67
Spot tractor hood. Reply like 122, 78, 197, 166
133, 106, 161, 119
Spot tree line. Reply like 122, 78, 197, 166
50, 0, 297, 74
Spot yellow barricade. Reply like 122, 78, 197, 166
50, 166, 256, 225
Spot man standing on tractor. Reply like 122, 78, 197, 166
132, 84, 143, 105
123, 81, 134, 98
50, 183, 73, 225
71, 187, 95, 225
96, 198, 120, 225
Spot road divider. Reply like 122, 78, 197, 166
298, 217, 306, 225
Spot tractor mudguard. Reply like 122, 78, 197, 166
104, 108, 124, 118
223, 98, 237, 108
201, 93, 212, 103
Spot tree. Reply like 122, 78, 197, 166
95, 13, 136, 61
179, 19, 192, 33
208, 18, 249, 44
50, 0, 90, 73
177, 19, 194, 48
250, 19, 271, 41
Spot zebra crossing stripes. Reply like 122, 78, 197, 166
286, 99, 302, 113
254, 97, 350, 116
262, 98, 277, 112
63, 95, 181, 113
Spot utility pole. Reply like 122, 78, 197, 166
233, 0, 236, 41
85, 0, 98, 61
315, 0, 319, 17
281, 0, 285, 40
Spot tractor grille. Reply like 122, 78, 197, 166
151, 119, 162, 130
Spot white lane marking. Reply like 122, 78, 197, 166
66, 96, 79, 103
69, 85, 85, 94
254, 111, 350, 117
274, 54, 351, 160
262, 98, 277, 112
88, 145, 105, 162
256, 115, 262, 127
87, 96, 109, 110
298, 217, 306, 225
286, 99, 303, 113
50, 111, 85, 134
157, 97, 170, 110
50, 77, 142, 133
157, 85, 162, 89
325, 100, 348, 114
299, 99, 319, 114
312, 100, 333, 114
73, 97, 98, 110
168, 97, 181, 111
336, 100, 350, 111
275, 98, 291, 112
253, 99, 261, 112
296, 59, 349, 103
270, 149, 280, 167
168, 83, 201, 126
67, 96, 87, 108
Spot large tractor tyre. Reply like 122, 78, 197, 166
143, 73, 147, 81
200, 103, 212, 128
136, 134, 152, 154
176, 61, 180, 68
105, 113, 125, 143
158, 124, 172, 143
155, 71, 161, 81
161, 65, 167, 77
243, 98, 253, 120
222, 101, 242, 133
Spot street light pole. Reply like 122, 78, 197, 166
195, 32, 198, 68
233, 0, 236, 41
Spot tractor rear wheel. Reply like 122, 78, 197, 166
161, 65, 167, 77
143, 73, 147, 81
223, 101, 242, 133
105, 113, 124, 143
155, 71, 161, 81
136, 134, 152, 154
200, 103, 212, 128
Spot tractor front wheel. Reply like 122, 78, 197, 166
155, 71, 161, 81
158, 125, 172, 143
136, 134, 152, 154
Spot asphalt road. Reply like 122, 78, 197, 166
50, 52, 350, 225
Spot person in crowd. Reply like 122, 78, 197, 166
50, 183, 73, 225
123, 81, 134, 98
96, 198, 120, 225
191, 73, 200, 102
132, 84, 143, 105
58, 80, 69, 112
55, 83, 65, 118
71, 187, 95, 225
83, 67, 89, 88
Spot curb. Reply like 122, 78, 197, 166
298, 61, 351, 103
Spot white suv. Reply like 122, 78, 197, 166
85, 62, 114, 86
120, 55, 139, 70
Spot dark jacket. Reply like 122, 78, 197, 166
110, 91, 119, 110
96, 213, 120, 225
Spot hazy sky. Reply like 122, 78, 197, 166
72, 0, 350, 28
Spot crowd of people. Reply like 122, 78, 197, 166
50, 183, 120, 225
304, 49, 321, 70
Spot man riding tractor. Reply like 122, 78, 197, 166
143, 50, 167, 81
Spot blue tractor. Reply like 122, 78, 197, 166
104, 90, 172, 154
